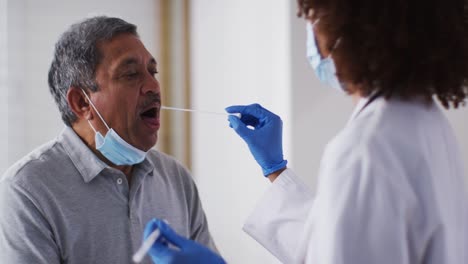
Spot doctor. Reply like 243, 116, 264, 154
143, 0, 468, 263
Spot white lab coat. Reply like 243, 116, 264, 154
243, 96, 468, 264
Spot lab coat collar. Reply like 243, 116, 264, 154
347, 96, 373, 126
348, 97, 369, 124
347, 90, 383, 125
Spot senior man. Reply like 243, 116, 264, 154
0, 16, 217, 264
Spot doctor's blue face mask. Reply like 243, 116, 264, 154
81, 89, 147, 165
306, 21, 343, 91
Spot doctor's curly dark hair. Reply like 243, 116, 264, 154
297, 0, 468, 108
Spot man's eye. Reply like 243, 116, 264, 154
125, 72, 139, 79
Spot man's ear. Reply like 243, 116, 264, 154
67, 87, 92, 120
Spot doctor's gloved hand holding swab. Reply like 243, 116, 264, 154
225, 104, 287, 178
137, 219, 226, 264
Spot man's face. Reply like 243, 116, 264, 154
89, 33, 161, 151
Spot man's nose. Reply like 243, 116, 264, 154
141, 74, 160, 94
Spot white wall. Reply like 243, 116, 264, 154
3, 0, 157, 168
190, 0, 290, 263
0, 0, 7, 173
6, 0, 27, 170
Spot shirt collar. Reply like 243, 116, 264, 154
58, 126, 154, 183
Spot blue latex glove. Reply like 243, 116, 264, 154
143, 218, 226, 264
225, 103, 287, 176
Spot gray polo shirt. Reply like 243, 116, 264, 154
0, 126, 217, 264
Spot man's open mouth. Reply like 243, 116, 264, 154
140, 107, 158, 119
140, 104, 160, 130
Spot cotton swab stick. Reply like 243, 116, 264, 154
161, 106, 241, 118
132, 228, 161, 263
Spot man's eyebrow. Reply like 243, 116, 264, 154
113, 57, 157, 73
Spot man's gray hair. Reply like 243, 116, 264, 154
48, 16, 138, 126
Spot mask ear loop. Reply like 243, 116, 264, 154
311, 19, 342, 59
330, 38, 342, 53
87, 120, 99, 134
310, 19, 326, 60
81, 89, 111, 132
312, 18, 320, 27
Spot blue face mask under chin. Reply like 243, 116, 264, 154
81, 90, 147, 166
306, 22, 343, 91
